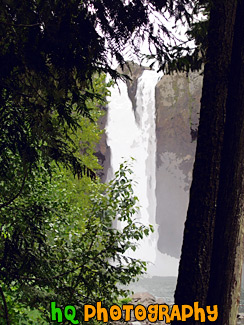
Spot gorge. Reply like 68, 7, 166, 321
96, 63, 203, 276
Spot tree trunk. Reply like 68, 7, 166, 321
206, 1, 244, 323
172, 0, 237, 323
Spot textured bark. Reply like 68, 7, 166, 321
0, 287, 10, 325
172, 0, 238, 323
206, 1, 244, 323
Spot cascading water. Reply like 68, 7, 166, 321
106, 69, 179, 277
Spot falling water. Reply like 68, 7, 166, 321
106, 70, 179, 276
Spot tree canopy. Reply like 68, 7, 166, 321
0, 0, 198, 190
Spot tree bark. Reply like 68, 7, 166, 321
206, 1, 244, 323
172, 0, 237, 323
0, 287, 10, 325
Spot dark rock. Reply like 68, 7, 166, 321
95, 105, 111, 182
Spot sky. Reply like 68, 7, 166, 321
107, 4, 205, 71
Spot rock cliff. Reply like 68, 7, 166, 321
155, 71, 202, 258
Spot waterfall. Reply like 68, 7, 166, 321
106, 70, 179, 276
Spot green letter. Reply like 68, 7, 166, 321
50, 302, 62, 322
64, 305, 79, 324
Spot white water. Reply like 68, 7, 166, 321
106, 70, 179, 276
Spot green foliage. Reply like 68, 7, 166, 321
0, 0, 198, 183
0, 162, 152, 324
163, 0, 210, 74
117, 296, 133, 307
0, 73, 110, 210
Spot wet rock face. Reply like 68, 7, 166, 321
155, 71, 203, 258
155, 71, 202, 169
95, 105, 111, 182
118, 61, 147, 113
